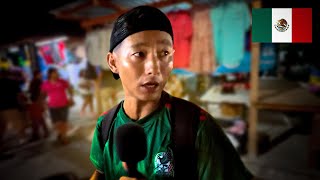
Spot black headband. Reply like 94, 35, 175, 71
109, 6, 173, 79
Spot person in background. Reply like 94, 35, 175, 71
0, 68, 28, 147
90, 6, 253, 180
28, 70, 49, 141
78, 69, 95, 117
41, 67, 74, 145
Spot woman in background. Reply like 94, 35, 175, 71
41, 67, 74, 144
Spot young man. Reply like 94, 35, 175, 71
90, 5, 253, 180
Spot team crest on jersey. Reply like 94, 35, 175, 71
154, 149, 174, 177
274, 18, 289, 32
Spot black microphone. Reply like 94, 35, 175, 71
115, 123, 147, 178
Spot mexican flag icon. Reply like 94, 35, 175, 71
252, 8, 312, 43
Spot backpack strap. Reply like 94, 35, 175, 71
100, 102, 122, 147
166, 93, 200, 180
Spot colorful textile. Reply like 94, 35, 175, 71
85, 28, 112, 69
210, 2, 251, 68
189, 8, 216, 74
167, 10, 193, 69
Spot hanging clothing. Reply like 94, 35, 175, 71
85, 28, 112, 70
189, 8, 216, 74
52, 41, 67, 66
167, 10, 193, 69
214, 51, 251, 75
214, 44, 276, 75
37, 41, 67, 66
85, 31, 99, 67
66, 58, 87, 88
38, 45, 54, 65
99, 28, 111, 70
260, 43, 276, 72
210, 2, 251, 68
57, 41, 66, 62
24, 43, 39, 72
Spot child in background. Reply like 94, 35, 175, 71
28, 70, 49, 140
78, 69, 95, 117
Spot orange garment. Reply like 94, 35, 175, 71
167, 11, 193, 69
189, 8, 216, 74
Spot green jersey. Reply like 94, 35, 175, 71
90, 97, 252, 179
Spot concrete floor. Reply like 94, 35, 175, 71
0, 95, 319, 180
244, 134, 320, 180
0, 95, 96, 180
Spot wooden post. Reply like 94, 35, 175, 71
95, 73, 103, 116
248, 0, 262, 159
309, 113, 320, 168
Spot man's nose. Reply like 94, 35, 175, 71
145, 53, 160, 76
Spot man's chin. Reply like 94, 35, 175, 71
138, 90, 162, 102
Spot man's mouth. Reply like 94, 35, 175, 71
142, 82, 160, 88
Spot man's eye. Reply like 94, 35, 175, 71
159, 50, 170, 57
132, 52, 145, 57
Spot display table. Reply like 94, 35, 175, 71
200, 79, 320, 165
249, 79, 320, 166
200, 85, 249, 121
200, 85, 250, 106
257, 79, 320, 112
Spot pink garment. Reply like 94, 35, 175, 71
57, 41, 66, 61
167, 10, 193, 69
189, 8, 216, 74
38, 45, 54, 64
41, 79, 69, 108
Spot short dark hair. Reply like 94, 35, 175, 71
47, 67, 57, 80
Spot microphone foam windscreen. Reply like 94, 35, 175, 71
115, 123, 147, 163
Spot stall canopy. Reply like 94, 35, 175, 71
1, 0, 259, 46
0, 0, 85, 47
51, 0, 194, 29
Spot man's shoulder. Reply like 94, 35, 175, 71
169, 95, 207, 114
166, 94, 211, 123
100, 103, 122, 115
97, 103, 122, 123
165, 92, 197, 107
97, 109, 114, 121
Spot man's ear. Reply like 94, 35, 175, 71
107, 52, 118, 74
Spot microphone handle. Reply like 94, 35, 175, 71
126, 162, 145, 178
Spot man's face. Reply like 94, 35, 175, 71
109, 30, 174, 101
